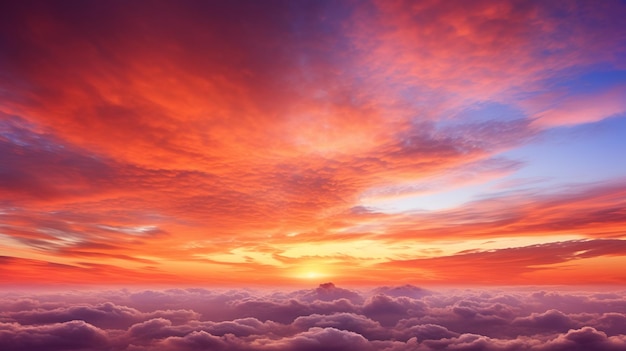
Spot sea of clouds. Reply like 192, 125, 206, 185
1, 283, 625, 351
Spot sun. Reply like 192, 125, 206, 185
304, 271, 321, 279
290, 266, 331, 281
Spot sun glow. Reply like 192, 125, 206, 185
291, 265, 332, 281
305, 271, 322, 279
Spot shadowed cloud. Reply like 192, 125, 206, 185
0, 285, 625, 350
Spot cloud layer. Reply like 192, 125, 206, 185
1, 285, 625, 351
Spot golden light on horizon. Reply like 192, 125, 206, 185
289, 263, 334, 282
305, 271, 323, 280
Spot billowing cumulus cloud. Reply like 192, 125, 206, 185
1, 285, 625, 351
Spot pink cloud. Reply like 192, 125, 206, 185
0, 286, 625, 350
531, 86, 626, 127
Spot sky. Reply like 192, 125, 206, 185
1, 0, 626, 287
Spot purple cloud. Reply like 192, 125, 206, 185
1, 285, 625, 351
0, 320, 109, 351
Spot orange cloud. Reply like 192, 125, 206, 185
372, 180, 626, 242
376, 239, 626, 285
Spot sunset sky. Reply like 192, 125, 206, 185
1, 0, 626, 287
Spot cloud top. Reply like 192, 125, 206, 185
1, 285, 625, 351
